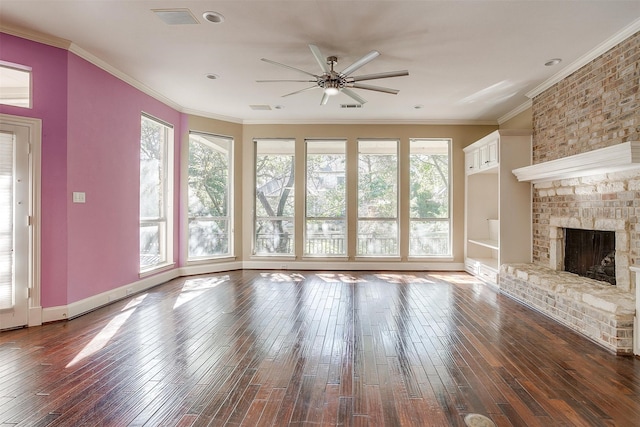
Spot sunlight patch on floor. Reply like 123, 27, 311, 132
430, 273, 483, 285
260, 272, 305, 282
173, 275, 229, 309
375, 273, 434, 284
316, 273, 367, 283
66, 293, 148, 368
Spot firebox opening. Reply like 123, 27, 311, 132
564, 228, 616, 285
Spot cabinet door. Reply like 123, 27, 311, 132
465, 148, 480, 174
479, 140, 499, 169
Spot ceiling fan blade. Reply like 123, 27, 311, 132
350, 70, 409, 82
340, 50, 380, 77
351, 83, 399, 95
320, 92, 330, 105
257, 79, 316, 83
341, 88, 367, 105
281, 85, 319, 97
261, 58, 318, 78
309, 44, 329, 73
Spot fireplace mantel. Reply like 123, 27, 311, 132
512, 141, 640, 183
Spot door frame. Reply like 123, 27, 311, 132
0, 113, 41, 327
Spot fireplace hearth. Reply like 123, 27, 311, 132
564, 228, 616, 285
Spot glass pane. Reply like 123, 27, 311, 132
188, 133, 232, 259
140, 117, 166, 219
410, 139, 449, 219
140, 222, 164, 268
255, 140, 295, 255
305, 219, 346, 256
188, 218, 229, 258
255, 218, 294, 255
0, 132, 14, 309
306, 140, 345, 218
0, 64, 31, 108
188, 134, 230, 217
410, 220, 450, 256
358, 140, 397, 218
357, 220, 398, 256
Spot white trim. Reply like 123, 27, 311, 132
497, 100, 532, 125
512, 141, 640, 183
242, 260, 464, 271
0, 113, 42, 327
242, 118, 498, 126
526, 18, 640, 99
0, 25, 71, 50
629, 265, 640, 356
179, 261, 243, 277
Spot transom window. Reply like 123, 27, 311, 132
0, 62, 31, 109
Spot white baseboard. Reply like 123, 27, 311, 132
242, 260, 464, 271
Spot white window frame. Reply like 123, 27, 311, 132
408, 138, 452, 258
253, 139, 296, 256
304, 139, 347, 257
356, 139, 399, 258
187, 131, 233, 261
139, 113, 174, 274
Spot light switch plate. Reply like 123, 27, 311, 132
72, 192, 86, 203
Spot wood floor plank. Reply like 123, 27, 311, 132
1, 270, 639, 426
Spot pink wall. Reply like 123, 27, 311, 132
0, 34, 69, 307
66, 54, 182, 302
0, 33, 183, 307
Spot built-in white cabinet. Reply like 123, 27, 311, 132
464, 130, 532, 286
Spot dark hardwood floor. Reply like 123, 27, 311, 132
1, 270, 639, 426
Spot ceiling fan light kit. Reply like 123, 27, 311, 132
258, 44, 409, 106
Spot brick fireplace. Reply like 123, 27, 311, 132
500, 30, 639, 355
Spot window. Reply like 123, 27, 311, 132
139, 114, 174, 271
187, 132, 233, 260
254, 139, 295, 255
0, 62, 31, 108
357, 140, 398, 256
0, 132, 14, 309
409, 139, 451, 256
305, 140, 346, 256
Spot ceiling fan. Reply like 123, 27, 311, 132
257, 44, 409, 105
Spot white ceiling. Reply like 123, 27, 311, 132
1, 1, 639, 124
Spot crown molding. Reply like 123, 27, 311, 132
68, 43, 183, 112
241, 118, 498, 126
1, 24, 71, 49
526, 17, 640, 99
181, 107, 243, 124
497, 99, 532, 125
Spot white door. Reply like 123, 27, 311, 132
0, 124, 30, 330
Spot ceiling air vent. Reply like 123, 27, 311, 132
152, 9, 199, 25
340, 104, 363, 109
249, 105, 272, 111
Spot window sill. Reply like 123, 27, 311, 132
354, 256, 402, 262
187, 256, 237, 266
408, 256, 454, 262
250, 255, 296, 261
139, 262, 176, 278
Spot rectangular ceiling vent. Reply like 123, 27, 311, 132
152, 9, 199, 25
340, 104, 363, 109
249, 105, 272, 111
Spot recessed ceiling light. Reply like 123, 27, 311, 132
205, 73, 219, 80
203, 11, 225, 23
545, 58, 562, 67
274, 105, 284, 109
414, 104, 424, 109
